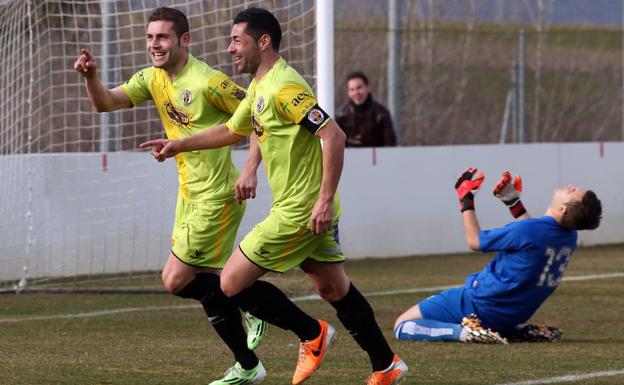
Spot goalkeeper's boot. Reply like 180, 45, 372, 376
292, 320, 336, 385
209, 361, 266, 385
244, 311, 268, 350
460, 314, 508, 344
505, 323, 564, 342
366, 354, 409, 385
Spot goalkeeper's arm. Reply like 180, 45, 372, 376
455, 168, 484, 250
493, 171, 530, 220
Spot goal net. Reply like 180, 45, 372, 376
0, 0, 316, 292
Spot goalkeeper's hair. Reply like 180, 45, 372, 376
561, 190, 602, 231
346, 71, 369, 86
233, 7, 282, 52
148, 7, 189, 39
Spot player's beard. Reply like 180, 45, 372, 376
151, 44, 181, 70
237, 46, 261, 75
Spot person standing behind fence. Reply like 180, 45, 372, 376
335, 71, 397, 147
73, 7, 269, 385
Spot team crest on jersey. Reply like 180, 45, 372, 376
307, 108, 325, 125
182, 89, 192, 105
256, 96, 265, 113
232, 89, 246, 100
252, 113, 268, 143
164, 102, 192, 127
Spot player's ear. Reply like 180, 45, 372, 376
258, 33, 271, 51
180, 31, 191, 48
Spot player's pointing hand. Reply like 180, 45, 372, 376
74, 49, 97, 78
139, 139, 181, 162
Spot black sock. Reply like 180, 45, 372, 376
177, 272, 320, 342
233, 280, 320, 342
330, 283, 394, 371
174, 273, 217, 301
201, 293, 259, 370
175, 274, 258, 370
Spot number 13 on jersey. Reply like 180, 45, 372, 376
537, 246, 572, 288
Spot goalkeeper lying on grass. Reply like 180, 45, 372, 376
394, 168, 602, 344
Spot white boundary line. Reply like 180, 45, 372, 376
1, 271, 623, 324
289, 272, 624, 301
494, 369, 624, 385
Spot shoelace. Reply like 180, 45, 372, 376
463, 317, 487, 331
297, 342, 310, 364
223, 365, 242, 377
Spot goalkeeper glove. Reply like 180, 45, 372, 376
455, 167, 484, 212
493, 171, 527, 218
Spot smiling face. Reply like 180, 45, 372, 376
347, 77, 370, 105
146, 20, 188, 71
228, 22, 261, 75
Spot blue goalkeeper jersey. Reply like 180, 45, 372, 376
464, 216, 578, 330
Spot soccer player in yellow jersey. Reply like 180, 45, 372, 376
140, 7, 408, 385
74, 7, 268, 385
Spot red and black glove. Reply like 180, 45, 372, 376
455, 167, 484, 212
493, 171, 527, 218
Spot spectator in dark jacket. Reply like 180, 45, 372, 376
335, 71, 397, 147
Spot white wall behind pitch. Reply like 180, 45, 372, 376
0, 142, 619, 281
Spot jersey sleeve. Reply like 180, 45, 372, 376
225, 92, 253, 136
276, 83, 330, 134
479, 222, 525, 253
204, 72, 246, 115
119, 68, 152, 106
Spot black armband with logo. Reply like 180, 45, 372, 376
299, 104, 330, 135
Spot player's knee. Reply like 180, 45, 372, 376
219, 277, 242, 298
163, 281, 181, 295
317, 284, 347, 302
162, 274, 185, 295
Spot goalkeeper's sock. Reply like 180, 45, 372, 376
394, 319, 464, 342
329, 283, 394, 372
175, 274, 259, 370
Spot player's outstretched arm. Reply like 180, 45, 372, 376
74, 48, 132, 112
310, 119, 346, 235
493, 171, 529, 220
455, 168, 484, 250
235, 133, 262, 205
139, 124, 245, 162
462, 210, 481, 251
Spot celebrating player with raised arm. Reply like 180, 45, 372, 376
141, 7, 408, 385
74, 7, 269, 384
394, 168, 602, 344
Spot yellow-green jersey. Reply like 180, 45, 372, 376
120, 54, 246, 203
226, 57, 341, 227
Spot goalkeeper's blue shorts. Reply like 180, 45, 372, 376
418, 287, 477, 324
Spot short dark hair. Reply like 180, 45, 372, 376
233, 7, 282, 51
560, 190, 602, 231
346, 71, 369, 85
148, 7, 189, 39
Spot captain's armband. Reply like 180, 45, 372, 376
299, 104, 330, 135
